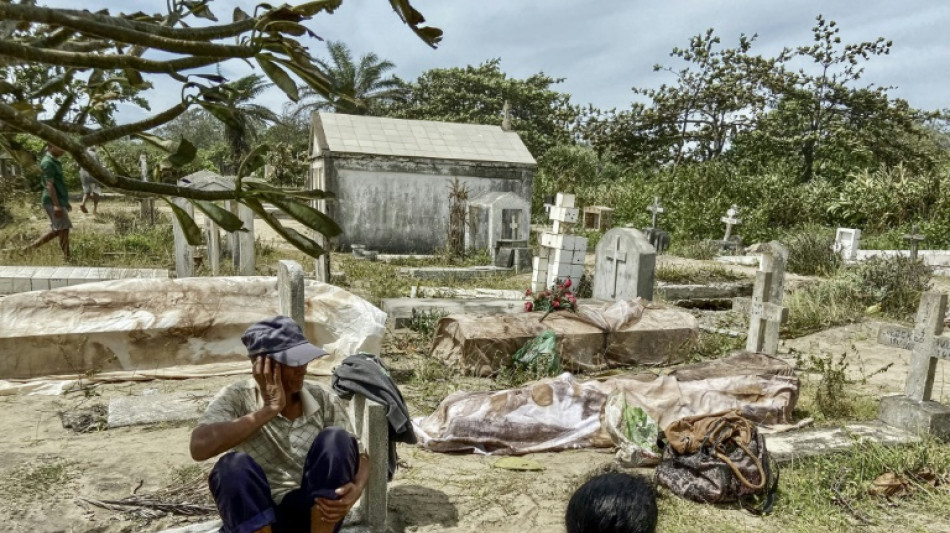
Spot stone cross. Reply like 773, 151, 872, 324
877, 292, 950, 402
606, 239, 627, 299
903, 224, 925, 261
549, 192, 579, 234
508, 219, 520, 241
502, 101, 512, 131
745, 242, 788, 355
646, 197, 665, 229
275, 260, 389, 531
721, 205, 741, 242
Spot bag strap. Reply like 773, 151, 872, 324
713, 440, 766, 491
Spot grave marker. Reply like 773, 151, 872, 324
904, 224, 925, 262
721, 204, 741, 244
834, 228, 862, 261
877, 291, 950, 440
647, 197, 665, 229
592, 228, 655, 302
171, 197, 194, 278
744, 242, 788, 355
532, 193, 587, 292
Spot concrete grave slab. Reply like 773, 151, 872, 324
108, 391, 210, 428
593, 228, 655, 301
765, 422, 919, 463
399, 266, 513, 280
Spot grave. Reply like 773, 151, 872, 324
582, 205, 614, 231
643, 197, 670, 253
833, 226, 950, 273
592, 228, 656, 302
904, 224, 925, 262
718, 204, 742, 250
0, 265, 168, 294
877, 291, 950, 440
173, 171, 255, 278
532, 193, 588, 292
734, 242, 788, 356
834, 227, 862, 261
381, 298, 527, 328
399, 265, 513, 281
466, 191, 531, 259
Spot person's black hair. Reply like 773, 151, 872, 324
565, 473, 658, 533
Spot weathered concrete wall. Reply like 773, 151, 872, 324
324, 155, 534, 253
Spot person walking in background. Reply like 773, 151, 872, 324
79, 145, 102, 215
26, 142, 72, 260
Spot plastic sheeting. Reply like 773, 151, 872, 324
429, 299, 697, 376
0, 277, 386, 380
413, 352, 799, 455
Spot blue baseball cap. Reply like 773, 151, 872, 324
241, 316, 328, 366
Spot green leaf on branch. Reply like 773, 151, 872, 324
243, 178, 336, 200
257, 54, 299, 102
292, 0, 343, 17
233, 7, 250, 22
165, 198, 203, 246
259, 193, 343, 238
135, 132, 176, 152
244, 198, 327, 258
193, 200, 247, 232
237, 144, 270, 178
262, 21, 315, 38
162, 138, 197, 168
273, 58, 333, 98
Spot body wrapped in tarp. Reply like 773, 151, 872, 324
413, 352, 798, 455
429, 300, 698, 376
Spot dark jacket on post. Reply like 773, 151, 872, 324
331, 353, 417, 480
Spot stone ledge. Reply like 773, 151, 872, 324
879, 394, 950, 441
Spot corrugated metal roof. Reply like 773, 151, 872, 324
314, 112, 536, 166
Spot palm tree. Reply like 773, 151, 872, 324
295, 41, 405, 116
220, 75, 278, 174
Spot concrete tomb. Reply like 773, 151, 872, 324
310, 112, 535, 253
466, 191, 530, 256
877, 291, 950, 440
592, 228, 656, 302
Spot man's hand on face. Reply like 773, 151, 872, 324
253, 356, 286, 414
315, 482, 363, 523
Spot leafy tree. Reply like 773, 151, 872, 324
0, 0, 442, 257
387, 59, 579, 157
293, 40, 404, 116
217, 75, 278, 174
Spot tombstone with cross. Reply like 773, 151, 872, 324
904, 224, 925, 262
742, 242, 788, 355
466, 191, 530, 268
833, 228, 862, 261
719, 204, 742, 250
532, 193, 588, 292
877, 292, 950, 440
643, 197, 670, 254
592, 227, 656, 302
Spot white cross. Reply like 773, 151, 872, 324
721, 204, 741, 241
646, 197, 665, 229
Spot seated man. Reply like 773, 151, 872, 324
565, 473, 658, 533
191, 316, 370, 533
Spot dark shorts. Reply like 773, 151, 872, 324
43, 203, 73, 231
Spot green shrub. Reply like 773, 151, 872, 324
784, 278, 866, 337
780, 224, 841, 277
848, 256, 932, 319
670, 239, 719, 260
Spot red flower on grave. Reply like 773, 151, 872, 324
525, 289, 532, 297
553, 299, 561, 309
563, 278, 572, 289
524, 301, 534, 312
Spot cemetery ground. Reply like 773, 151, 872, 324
3, 199, 950, 532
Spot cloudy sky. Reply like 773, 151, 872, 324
44, 1, 950, 118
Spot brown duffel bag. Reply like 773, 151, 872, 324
654, 410, 778, 513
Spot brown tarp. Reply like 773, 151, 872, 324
429, 300, 697, 376
413, 352, 798, 455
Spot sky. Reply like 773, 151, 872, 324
42, 1, 950, 119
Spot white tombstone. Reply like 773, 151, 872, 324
532, 193, 587, 292
592, 228, 656, 302
745, 242, 789, 355
171, 197, 194, 278
834, 228, 861, 261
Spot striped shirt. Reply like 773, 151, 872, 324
199, 378, 365, 502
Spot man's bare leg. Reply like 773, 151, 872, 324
79, 194, 89, 213
26, 229, 61, 251
57, 229, 69, 260
92, 193, 99, 215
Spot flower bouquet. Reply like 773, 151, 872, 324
524, 278, 579, 321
